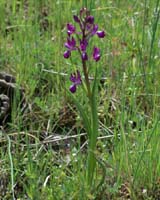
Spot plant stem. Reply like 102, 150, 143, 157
82, 59, 91, 99
81, 24, 92, 100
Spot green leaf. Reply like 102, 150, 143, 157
91, 67, 99, 139
67, 91, 92, 138
87, 68, 99, 186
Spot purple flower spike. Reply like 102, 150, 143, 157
86, 16, 94, 24
93, 47, 100, 62
63, 50, 71, 59
65, 37, 76, 50
67, 23, 76, 35
82, 52, 88, 61
73, 15, 80, 23
64, 8, 105, 64
69, 70, 82, 93
97, 31, 105, 38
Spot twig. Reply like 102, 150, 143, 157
40, 67, 160, 81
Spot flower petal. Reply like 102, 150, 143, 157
63, 50, 71, 58
70, 70, 82, 85
93, 47, 101, 62
70, 73, 76, 82
82, 52, 88, 61
65, 37, 76, 50
73, 15, 80, 23
92, 24, 98, 35
86, 15, 94, 24
70, 84, 77, 93
71, 37, 76, 47
67, 23, 76, 35
80, 39, 88, 51
97, 31, 105, 38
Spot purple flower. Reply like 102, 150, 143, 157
80, 39, 88, 51
70, 84, 77, 93
67, 23, 76, 35
92, 24, 98, 35
86, 16, 94, 24
64, 37, 77, 59
70, 70, 82, 84
73, 15, 80, 23
91, 25, 105, 39
69, 70, 82, 93
93, 47, 100, 62
97, 31, 105, 38
82, 52, 88, 61
63, 50, 71, 58
65, 37, 76, 50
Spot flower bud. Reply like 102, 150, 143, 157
63, 50, 71, 58
97, 31, 105, 38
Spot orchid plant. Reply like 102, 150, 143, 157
63, 8, 105, 189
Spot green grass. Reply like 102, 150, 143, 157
0, 0, 160, 199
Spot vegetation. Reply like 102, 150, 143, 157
0, 0, 160, 199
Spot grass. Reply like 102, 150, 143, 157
0, 0, 160, 199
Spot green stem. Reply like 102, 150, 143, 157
82, 59, 91, 99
